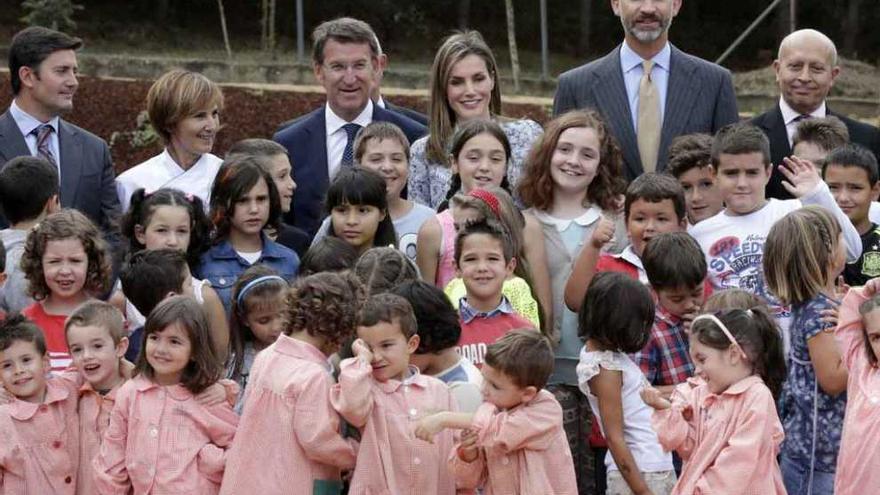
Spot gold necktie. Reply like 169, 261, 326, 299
637, 60, 660, 174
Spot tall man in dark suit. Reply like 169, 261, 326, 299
0, 27, 121, 242
554, 0, 738, 180
751, 29, 880, 199
274, 17, 426, 237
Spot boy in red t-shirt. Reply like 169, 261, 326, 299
453, 218, 534, 368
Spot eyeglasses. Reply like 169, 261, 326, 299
323, 60, 372, 76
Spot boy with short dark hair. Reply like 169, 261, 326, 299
792, 115, 850, 167
637, 232, 708, 397
823, 144, 880, 286
0, 156, 60, 313
454, 218, 534, 367
667, 133, 723, 225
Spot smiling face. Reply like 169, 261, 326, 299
168, 105, 219, 165
689, 336, 745, 395
627, 198, 685, 256
713, 152, 772, 216
550, 127, 600, 197
456, 233, 515, 310
67, 324, 127, 391
452, 132, 507, 194
21, 49, 79, 119
330, 203, 386, 252
136, 205, 192, 252
359, 138, 409, 200
446, 54, 495, 122
315, 40, 376, 122
42, 238, 88, 302
145, 321, 193, 386
230, 177, 271, 237
357, 319, 419, 382
267, 153, 296, 213
678, 166, 723, 224
611, 0, 681, 44
0, 340, 50, 403
774, 34, 839, 116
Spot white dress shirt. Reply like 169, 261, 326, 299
324, 100, 373, 179
779, 97, 827, 147
9, 99, 61, 179
620, 41, 671, 133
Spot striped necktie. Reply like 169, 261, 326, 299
31, 124, 57, 168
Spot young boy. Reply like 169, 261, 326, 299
453, 218, 533, 367
823, 144, 880, 286
312, 122, 435, 262
332, 293, 458, 494
636, 232, 707, 398
118, 248, 193, 361
690, 122, 861, 345
564, 173, 688, 311
415, 329, 578, 494
226, 138, 310, 257
0, 315, 82, 493
0, 156, 60, 314
65, 301, 130, 495
667, 133, 724, 225
391, 279, 482, 412
791, 116, 849, 167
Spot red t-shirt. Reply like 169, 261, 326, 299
22, 302, 71, 371
457, 312, 535, 367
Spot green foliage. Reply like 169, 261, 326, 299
20, 0, 84, 31
110, 111, 160, 151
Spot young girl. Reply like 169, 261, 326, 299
519, 110, 627, 492
321, 166, 397, 255
353, 246, 419, 295
299, 236, 360, 276
576, 272, 675, 495
227, 264, 289, 412
220, 272, 364, 494
764, 205, 849, 495
94, 296, 238, 494
20, 209, 113, 371
118, 187, 229, 359
197, 156, 300, 314
642, 308, 787, 494
834, 279, 880, 495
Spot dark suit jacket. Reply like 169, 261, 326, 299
385, 101, 428, 126
750, 104, 880, 199
553, 44, 739, 180
273, 105, 426, 236
0, 110, 121, 243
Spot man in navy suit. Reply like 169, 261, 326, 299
0, 27, 120, 243
554, 0, 738, 180
274, 17, 426, 237
751, 29, 880, 199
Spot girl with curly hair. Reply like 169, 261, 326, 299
20, 209, 113, 371
196, 156, 300, 314
220, 272, 365, 494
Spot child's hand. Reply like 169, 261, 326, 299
590, 216, 616, 249
863, 277, 880, 297
457, 429, 479, 463
681, 310, 698, 335
0, 387, 13, 405
351, 339, 373, 361
196, 379, 238, 407
414, 413, 446, 443
640, 386, 671, 410
780, 156, 821, 198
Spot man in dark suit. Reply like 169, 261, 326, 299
0, 27, 120, 243
554, 0, 738, 180
274, 17, 426, 237
751, 29, 880, 199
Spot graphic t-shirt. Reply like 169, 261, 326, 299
843, 223, 880, 287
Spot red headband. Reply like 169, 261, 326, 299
468, 189, 501, 219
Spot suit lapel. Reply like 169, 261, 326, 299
767, 105, 791, 160
660, 46, 699, 170
592, 47, 641, 178
58, 120, 83, 207
0, 111, 32, 163
307, 108, 329, 189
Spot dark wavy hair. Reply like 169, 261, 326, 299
518, 110, 625, 212
209, 156, 282, 243
120, 187, 212, 268
21, 209, 112, 301
284, 272, 366, 352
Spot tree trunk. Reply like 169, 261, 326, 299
776, 0, 790, 44
268, 0, 277, 52
578, 0, 592, 57
261, 0, 268, 51
504, 0, 520, 93
217, 0, 232, 58
458, 0, 471, 30
843, 0, 863, 57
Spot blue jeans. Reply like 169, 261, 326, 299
780, 455, 835, 495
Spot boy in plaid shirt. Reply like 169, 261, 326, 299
634, 232, 709, 398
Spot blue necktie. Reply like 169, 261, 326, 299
341, 123, 362, 168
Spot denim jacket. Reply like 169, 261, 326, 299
195, 233, 300, 314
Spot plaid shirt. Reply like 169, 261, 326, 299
631, 305, 694, 386
459, 296, 516, 324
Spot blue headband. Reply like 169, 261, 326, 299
236, 275, 287, 307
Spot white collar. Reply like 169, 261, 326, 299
779, 96, 826, 125
375, 96, 386, 109
325, 100, 373, 136
10, 99, 60, 136
532, 206, 602, 232
613, 244, 644, 270
620, 41, 671, 73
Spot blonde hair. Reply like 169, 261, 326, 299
147, 69, 224, 144
764, 205, 841, 305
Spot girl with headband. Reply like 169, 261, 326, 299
641, 308, 787, 494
